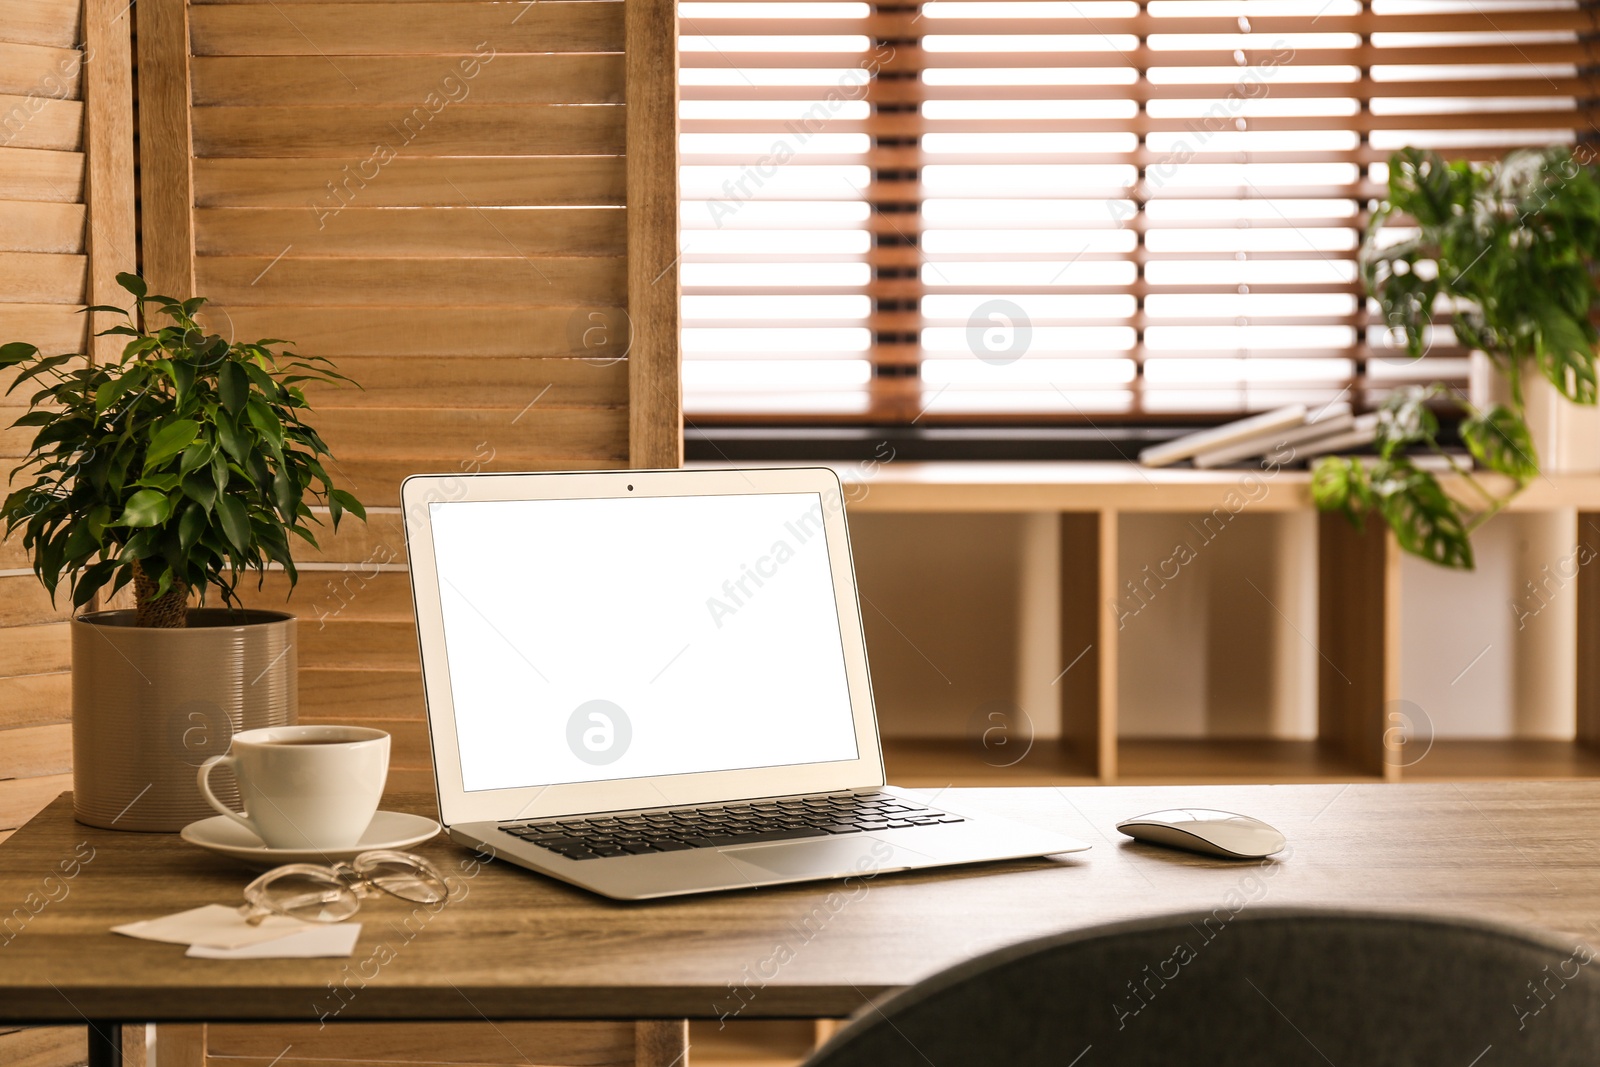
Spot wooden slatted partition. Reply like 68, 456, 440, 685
134, 0, 682, 802
0, 4, 136, 1066
131, 0, 682, 1063
0, 0, 86, 857
0, 0, 135, 841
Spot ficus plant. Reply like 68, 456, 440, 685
1, 273, 365, 627
1314, 146, 1600, 569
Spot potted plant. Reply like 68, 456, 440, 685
1313, 146, 1600, 568
1, 273, 365, 830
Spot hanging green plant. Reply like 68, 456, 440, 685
1314, 146, 1600, 569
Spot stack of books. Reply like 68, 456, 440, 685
1138, 402, 1377, 469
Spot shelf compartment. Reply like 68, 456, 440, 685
1398, 739, 1600, 781
882, 737, 1098, 787
1116, 739, 1379, 785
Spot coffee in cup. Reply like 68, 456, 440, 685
197, 725, 390, 849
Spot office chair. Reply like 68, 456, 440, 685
804, 907, 1600, 1066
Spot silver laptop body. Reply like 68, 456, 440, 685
401, 467, 1089, 900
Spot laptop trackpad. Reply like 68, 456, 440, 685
723, 835, 932, 880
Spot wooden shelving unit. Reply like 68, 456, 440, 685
1400, 739, 1600, 781
1115, 739, 1373, 785
706, 461, 1600, 787
881, 738, 1098, 787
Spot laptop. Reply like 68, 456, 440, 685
400, 467, 1090, 900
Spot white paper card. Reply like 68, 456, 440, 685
112, 904, 313, 949
186, 922, 361, 959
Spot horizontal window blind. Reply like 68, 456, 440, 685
679, 0, 1599, 424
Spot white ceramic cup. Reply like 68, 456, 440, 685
197, 725, 390, 850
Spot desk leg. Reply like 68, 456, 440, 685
87, 1022, 122, 1067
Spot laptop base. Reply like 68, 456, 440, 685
450, 787, 1091, 901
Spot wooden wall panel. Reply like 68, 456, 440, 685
0, 2, 130, 941
0, 43, 85, 97
0, 0, 82, 49
0, 97, 83, 150
188, 4, 624, 55
191, 55, 627, 106
0, 147, 86, 201
0, 201, 85, 251
193, 157, 627, 208
194, 207, 627, 257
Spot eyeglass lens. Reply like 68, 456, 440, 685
353, 851, 448, 904
248, 868, 362, 923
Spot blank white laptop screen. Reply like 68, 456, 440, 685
426, 492, 861, 792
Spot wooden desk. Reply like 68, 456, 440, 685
4, 784, 1599, 1064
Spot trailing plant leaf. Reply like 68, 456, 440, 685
0, 273, 365, 626
1370, 459, 1475, 571
1310, 456, 1372, 531
1460, 405, 1539, 482
1532, 300, 1599, 404
1373, 386, 1440, 460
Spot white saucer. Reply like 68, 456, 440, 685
180, 810, 442, 869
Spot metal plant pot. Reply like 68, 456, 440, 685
71, 608, 297, 832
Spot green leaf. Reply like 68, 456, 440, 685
1533, 302, 1599, 405
215, 494, 250, 553
1311, 456, 1373, 531
1311, 455, 1352, 511
178, 437, 213, 476
178, 502, 207, 551
9, 354, 75, 395
219, 361, 248, 415
144, 419, 200, 469
327, 488, 366, 522
116, 272, 147, 298
116, 488, 173, 529
86, 504, 110, 542
62, 518, 96, 564
1461, 405, 1540, 482
94, 372, 139, 413
0, 341, 40, 366
245, 398, 285, 455
136, 472, 181, 493
209, 450, 230, 494
1374, 388, 1439, 459
171, 357, 196, 403
181, 470, 218, 512
247, 450, 271, 489
72, 559, 119, 609
271, 464, 298, 519
1372, 462, 1474, 570
215, 410, 249, 464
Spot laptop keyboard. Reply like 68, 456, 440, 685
499, 792, 964, 861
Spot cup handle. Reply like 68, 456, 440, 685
197, 755, 258, 836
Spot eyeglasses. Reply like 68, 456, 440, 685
238, 850, 449, 925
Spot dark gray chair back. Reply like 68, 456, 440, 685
804, 908, 1600, 1066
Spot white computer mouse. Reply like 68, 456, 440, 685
1116, 808, 1286, 859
